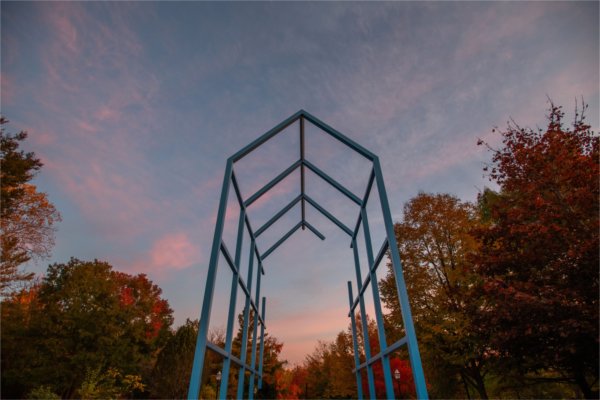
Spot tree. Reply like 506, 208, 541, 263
0, 258, 173, 398
473, 101, 599, 398
379, 193, 491, 399
150, 319, 198, 399
302, 330, 357, 399
0, 117, 61, 295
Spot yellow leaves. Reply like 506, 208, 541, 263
1, 183, 61, 263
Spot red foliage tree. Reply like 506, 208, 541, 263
474, 101, 598, 398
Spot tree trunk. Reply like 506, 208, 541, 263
573, 367, 597, 399
460, 371, 472, 400
464, 361, 489, 400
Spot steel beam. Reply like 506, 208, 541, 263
244, 160, 301, 208
304, 194, 353, 236
374, 157, 428, 399
188, 160, 233, 400
236, 241, 256, 399
303, 159, 362, 206
352, 240, 376, 399
231, 111, 302, 163
258, 297, 266, 390
301, 111, 376, 161
361, 208, 395, 399
348, 282, 364, 400
255, 194, 302, 238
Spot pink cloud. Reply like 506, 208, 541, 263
124, 231, 202, 275
150, 232, 202, 271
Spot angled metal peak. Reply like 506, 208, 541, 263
190, 109, 429, 400
299, 110, 377, 162
230, 110, 303, 163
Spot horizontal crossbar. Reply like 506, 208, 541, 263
352, 336, 408, 373
244, 160, 301, 208
304, 194, 353, 236
206, 341, 263, 377
348, 238, 389, 316
255, 195, 302, 238
303, 159, 362, 206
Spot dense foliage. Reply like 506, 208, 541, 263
0, 117, 61, 295
1, 258, 173, 398
379, 193, 491, 398
472, 102, 599, 398
1, 101, 596, 399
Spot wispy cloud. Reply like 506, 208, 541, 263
125, 231, 203, 275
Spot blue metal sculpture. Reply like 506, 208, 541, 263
188, 110, 428, 399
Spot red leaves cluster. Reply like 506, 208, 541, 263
474, 101, 598, 396
115, 272, 173, 340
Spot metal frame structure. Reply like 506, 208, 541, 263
188, 110, 428, 399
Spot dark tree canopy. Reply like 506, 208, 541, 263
0, 117, 61, 295
1, 258, 173, 399
474, 102, 599, 398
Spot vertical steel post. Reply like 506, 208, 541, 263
373, 157, 428, 399
352, 239, 376, 399
237, 241, 256, 399
188, 159, 233, 400
361, 208, 395, 399
300, 116, 306, 229
219, 209, 245, 399
258, 297, 266, 390
248, 265, 262, 400
348, 281, 364, 400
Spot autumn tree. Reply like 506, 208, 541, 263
379, 193, 491, 398
0, 117, 61, 295
0, 258, 173, 399
149, 319, 199, 399
302, 330, 356, 399
473, 101, 599, 398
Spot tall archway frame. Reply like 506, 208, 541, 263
188, 110, 429, 399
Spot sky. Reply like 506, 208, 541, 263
1, 1, 598, 366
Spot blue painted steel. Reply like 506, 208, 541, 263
352, 240, 376, 399
188, 160, 233, 400
255, 194, 302, 237
230, 171, 265, 277
237, 241, 256, 399
303, 220, 326, 241
189, 111, 429, 400
303, 159, 362, 206
348, 282, 364, 400
300, 116, 306, 230
244, 159, 301, 207
354, 336, 408, 372
248, 263, 262, 400
349, 239, 389, 315
373, 157, 429, 399
303, 194, 353, 236
361, 208, 395, 399
352, 169, 375, 244
219, 209, 246, 399
258, 297, 266, 390
302, 111, 376, 161
261, 221, 303, 260
231, 110, 303, 163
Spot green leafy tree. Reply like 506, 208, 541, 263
474, 101, 599, 398
0, 117, 61, 295
76, 367, 145, 399
302, 330, 356, 399
149, 319, 199, 399
379, 193, 491, 399
0, 258, 173, 398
